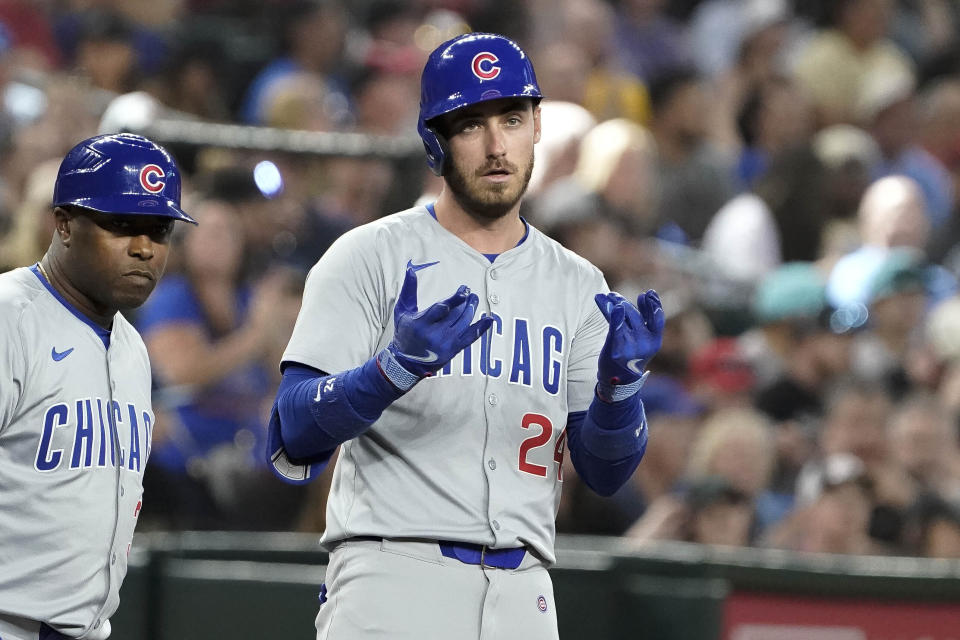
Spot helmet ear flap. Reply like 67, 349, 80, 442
418, 120, 450, 177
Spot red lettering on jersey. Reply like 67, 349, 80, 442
134, 499, 142, 518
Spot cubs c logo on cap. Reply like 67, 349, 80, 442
471, 52, 500, 80
139, 164, 165, 194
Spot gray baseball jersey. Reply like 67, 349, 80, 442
0, 266, 153, 639
279, 205, 609, 564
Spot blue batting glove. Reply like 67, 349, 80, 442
594, 290, 664, 402
378, 263, 493, 391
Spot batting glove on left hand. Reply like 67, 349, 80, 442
594, 290, 664, 402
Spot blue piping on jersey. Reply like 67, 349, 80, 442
31, 263, 111, 349
425, 202, 529, 263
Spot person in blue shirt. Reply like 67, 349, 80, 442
136, 197, 302, 529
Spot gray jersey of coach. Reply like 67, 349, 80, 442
280, 205, 610, 564
0, 268, 153, 638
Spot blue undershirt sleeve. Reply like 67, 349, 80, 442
565, 390, 648, 497
274, 356, 405, 460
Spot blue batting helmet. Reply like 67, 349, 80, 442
53, 133, 196, 224
418, 32, 542, 176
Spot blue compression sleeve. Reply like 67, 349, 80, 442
566, 391, 647, 497
275, 357, 404, 459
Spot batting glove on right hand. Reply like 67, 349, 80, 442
378, 263, 493, 391
594, 290, 664, 402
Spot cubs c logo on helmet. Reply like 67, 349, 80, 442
139, 164, 165, 194
471, 52, 500, 80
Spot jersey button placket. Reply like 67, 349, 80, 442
488, 458, 497, 470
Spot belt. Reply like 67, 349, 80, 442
438, 541, 526, 570
350, 537, 526, 570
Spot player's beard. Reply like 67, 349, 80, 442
446, 150, 535, 221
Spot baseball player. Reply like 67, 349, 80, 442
268, 33, 664, 639
0, 133, 195, 640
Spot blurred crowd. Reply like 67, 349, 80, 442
3, 0, 960, 559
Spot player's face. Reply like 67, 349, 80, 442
62, 208, 174, 313
442, 98, 540, 220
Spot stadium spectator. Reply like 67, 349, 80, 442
0, 159, 57, 271
792, 0, 914, 127
59, 10, 153, 94
702, 140, 832, 287
827, 175, 933, 313
648, 67, 736, 244
811, 124, 883, 258
733, 75, 813, 188
848, 249, 930, 393
919, 79, 960, 264
524, 100, 597, 198
626, 474, 754, 547
902, 491, 960, 558
0, 0, 59, 69
349, 68, 419, 136
923, 295, 960, 416
768, 452, 880, 554
694, 0, 799, 158
612, 0, 691, 83
239, 0, 350, 126
689, 0, 796, 79
532, 118, 660, 292
683, 475, 755, 546
799, 380, 919, 550
888, 393, 960, 503
154, 37, 231, 122
687, 337, 756, 411
136, 198, 304, 529
747, 263, 853, 513
550, 0, 652, 125
855, 66, 954, 230
529, 40, 592, 112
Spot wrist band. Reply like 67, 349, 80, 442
597, 370, 650, 403
377, 349, 421, 392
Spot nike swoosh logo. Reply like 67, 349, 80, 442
406, 259, 440, 272
404, 350, 439, 363
626, 358, 645, 374
51, 347, 74, 361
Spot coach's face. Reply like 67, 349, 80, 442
442, 97, 541, 220
58, 207, 174, 314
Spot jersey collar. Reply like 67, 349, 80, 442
425, 202, 529, 263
